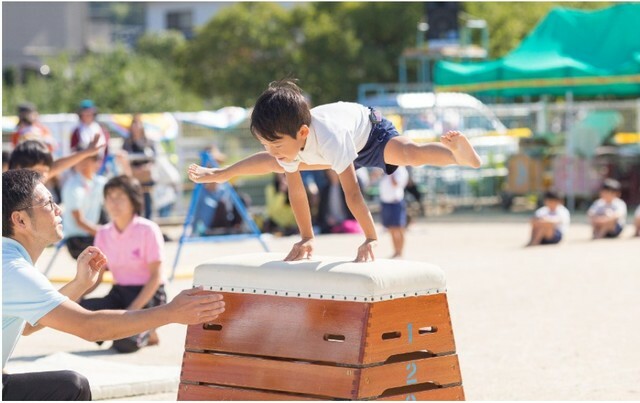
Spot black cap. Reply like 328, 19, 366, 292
17, 102, 36, 114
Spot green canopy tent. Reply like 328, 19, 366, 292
434, 4, 640, 97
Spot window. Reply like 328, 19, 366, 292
166, 10, 193, 38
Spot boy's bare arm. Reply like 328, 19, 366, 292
338, 165, 378, 262
189, 151, 284, 183
284, 171, 315, 261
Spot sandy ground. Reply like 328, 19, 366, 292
7, 211, 640, 400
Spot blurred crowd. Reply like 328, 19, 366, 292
3, 100, 181, 256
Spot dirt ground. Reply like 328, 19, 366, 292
9, 211, 640, 400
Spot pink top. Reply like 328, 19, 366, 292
94, 216, 165, 286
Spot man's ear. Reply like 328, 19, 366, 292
297, 125, 309, 140
11, 211, 29, 231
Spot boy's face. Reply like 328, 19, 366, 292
545, 198, 560, 210
600, 189, 618, 202
257, 126, 309, 163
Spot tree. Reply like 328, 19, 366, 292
183, 3, 296, 108
2, 47, 203, 115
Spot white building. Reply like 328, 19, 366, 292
145, 2, 297, 38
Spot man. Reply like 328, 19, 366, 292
2, 169, 225, 401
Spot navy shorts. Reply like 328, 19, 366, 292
540, 229, 562, 245
605, 223, 624, 238
381, 201, 407, 228
354, 112, 400, 175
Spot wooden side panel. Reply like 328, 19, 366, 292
185, 292, 369, 365
357, 354, 462, 398
180, 351, 358, 398
364, 294, 456, 364
177, 383, 321, 401
376, 385, 465, 401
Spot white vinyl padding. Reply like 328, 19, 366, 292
193, 253, 446, 301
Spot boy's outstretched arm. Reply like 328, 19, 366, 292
188, 151, 284, 183
338, 164, 378, 262
284, 171, 315, 261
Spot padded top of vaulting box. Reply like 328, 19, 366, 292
193, 253, 446, 302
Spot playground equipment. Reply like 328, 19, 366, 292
177, 253, 464, 400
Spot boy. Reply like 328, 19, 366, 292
526, 191, 570, 246
587, 178, 627, 239
189, 79, 481, 262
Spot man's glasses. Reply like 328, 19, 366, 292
18, 198, 57, 212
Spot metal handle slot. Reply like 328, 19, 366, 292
418, 326, 438, 334
382, 331, 402, 340
203, 323, 223, 331
323, 334, 346, 343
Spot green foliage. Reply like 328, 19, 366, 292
136, 30, 188, 65
183, 3, 295, 108
2, 47, 203, 115
3, 2, 617, 115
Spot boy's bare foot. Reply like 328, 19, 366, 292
188, 164, 223, 183
440, 131, 482, 168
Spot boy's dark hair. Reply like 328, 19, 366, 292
601, 178, 621, 192
8, 140, 54, 170
543, 191, 561, 201
2, 169, 42, 237
250, 79, 311, 142
104, 175, 144, 216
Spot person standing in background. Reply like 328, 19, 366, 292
379, 166, 409, 258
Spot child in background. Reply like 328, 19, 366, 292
189, 79, 481, 262
526, 191, 570, 246
379, 166, 409, 258
634, 205, 640, 237
587, 178, 627, 239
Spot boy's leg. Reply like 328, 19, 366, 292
384, 132, 481, 168
389, 227, 404, 257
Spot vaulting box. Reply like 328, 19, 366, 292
178, 253, 464, 401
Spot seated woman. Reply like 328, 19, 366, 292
80, 175, 166, 353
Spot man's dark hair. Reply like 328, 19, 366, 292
8, 140, 54, 170
250, 79, 311, 142
2, 169, 42, 237
104, 175, 144, 216
601, 178, 621, 192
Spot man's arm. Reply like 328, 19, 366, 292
71, 210, 99, 236
338, 164, 378, 262
36, 288, 225, 342
23, 246, 107, 336
49, 135, 105, 179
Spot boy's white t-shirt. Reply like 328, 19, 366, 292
277, 102, 372, 174
635, 205, 640, 218
534, 204, 571, 234
587, 198, 627, 226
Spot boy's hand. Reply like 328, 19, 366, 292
188, 164, 221, 183
355, 238, 377, 262
284, 237, 314, 261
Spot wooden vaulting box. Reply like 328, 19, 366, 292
178, 253, 464, 401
